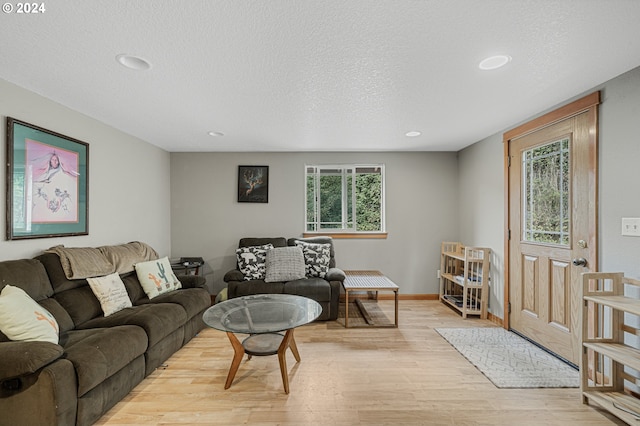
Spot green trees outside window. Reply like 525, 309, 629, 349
306, 165, 384, 232
522, 138, 570, 245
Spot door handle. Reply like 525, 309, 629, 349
572, 258, 588, 267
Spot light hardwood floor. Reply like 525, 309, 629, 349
96, 300, 623, 425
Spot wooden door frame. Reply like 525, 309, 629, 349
503, 91, 600, 329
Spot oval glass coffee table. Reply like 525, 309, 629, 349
203, 294, 321, 393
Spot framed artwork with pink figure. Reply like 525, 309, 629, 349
6, 117, 89, 239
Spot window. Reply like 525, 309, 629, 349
305, 164, 385, 234
522, 138, 570, 245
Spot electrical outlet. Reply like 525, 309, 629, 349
437, 269, 441, 279
621, 218, 640, 236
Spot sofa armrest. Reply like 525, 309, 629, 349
223, 269, 245, 282
326, 267, 346, 282
0, 341, 64, 381
176, 274, 207, 289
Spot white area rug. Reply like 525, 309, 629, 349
435, 327, 579, 388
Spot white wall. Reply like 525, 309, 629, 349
0, 79, 172, 260
170, 151, 459, 295
457, 134, 505, 315
458, 64, 640, 319
597, 66, 640, 277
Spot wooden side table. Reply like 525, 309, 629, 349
171, 257, 204, 276
342, 270, 399, 328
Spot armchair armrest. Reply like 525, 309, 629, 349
0, 341, 63, 381
326, 267, 346, 282
223, 269, 245, 282
176, 274, 206, 289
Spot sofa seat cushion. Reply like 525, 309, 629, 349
76, 303, 187, 348
136, 288, 210, 319
61, 325, 147, 397
283, 278, 331, 302
232, 281, 285, 297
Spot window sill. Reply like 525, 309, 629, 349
302, 232, 388, 240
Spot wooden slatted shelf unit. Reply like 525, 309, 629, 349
581, 272, 640, 424
439, 242, 490, 319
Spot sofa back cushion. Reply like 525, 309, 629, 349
0, 259, 54, 300
35, 253, 87, 293
121, 272, 146, 303
36, 252, 153, 325
36, 253, 104, 326
39, 298, 75, 333
239, 237, 287, 249
54, 286, 103, 326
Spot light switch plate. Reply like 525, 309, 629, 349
621, 218, 640, 236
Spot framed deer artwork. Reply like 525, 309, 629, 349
238, 165, 269, 203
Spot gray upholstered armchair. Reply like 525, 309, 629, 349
223, 236, 344, 320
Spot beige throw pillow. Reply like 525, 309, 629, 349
135, 256, 182, 299
0, 285, 59, 344
87, 273, 132, 317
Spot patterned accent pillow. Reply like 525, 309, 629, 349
264, 246, 306, 282
135, 257, 182, 299
0, 285, 59, 344
87, 273, 133, 316
295, 240, 331, 278
236, 244, 274, 280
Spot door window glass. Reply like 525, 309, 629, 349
522, 138, 570, 245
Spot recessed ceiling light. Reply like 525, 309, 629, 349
479, 54, 512, 70
208, 131, 224, 137
405, 131, 421, 137
116, 54, 152, 71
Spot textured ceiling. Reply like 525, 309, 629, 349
2, 0, 640, 152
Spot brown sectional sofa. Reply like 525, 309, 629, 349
0, 249, 210, 426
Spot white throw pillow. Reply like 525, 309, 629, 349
87, 273, 133, 316
264, 246, 306, 282
0, 285, 59, 344
135, 256, 182, 299
236, 244, 274, 280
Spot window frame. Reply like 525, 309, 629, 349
304, 164, 387, 239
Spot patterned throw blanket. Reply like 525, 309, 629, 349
45, 241, 159, 279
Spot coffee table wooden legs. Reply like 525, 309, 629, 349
224, 331, 245, 390
224, 329, 300, 393
277, 329, 299, 394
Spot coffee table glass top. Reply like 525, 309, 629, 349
203, 294, 322, 334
